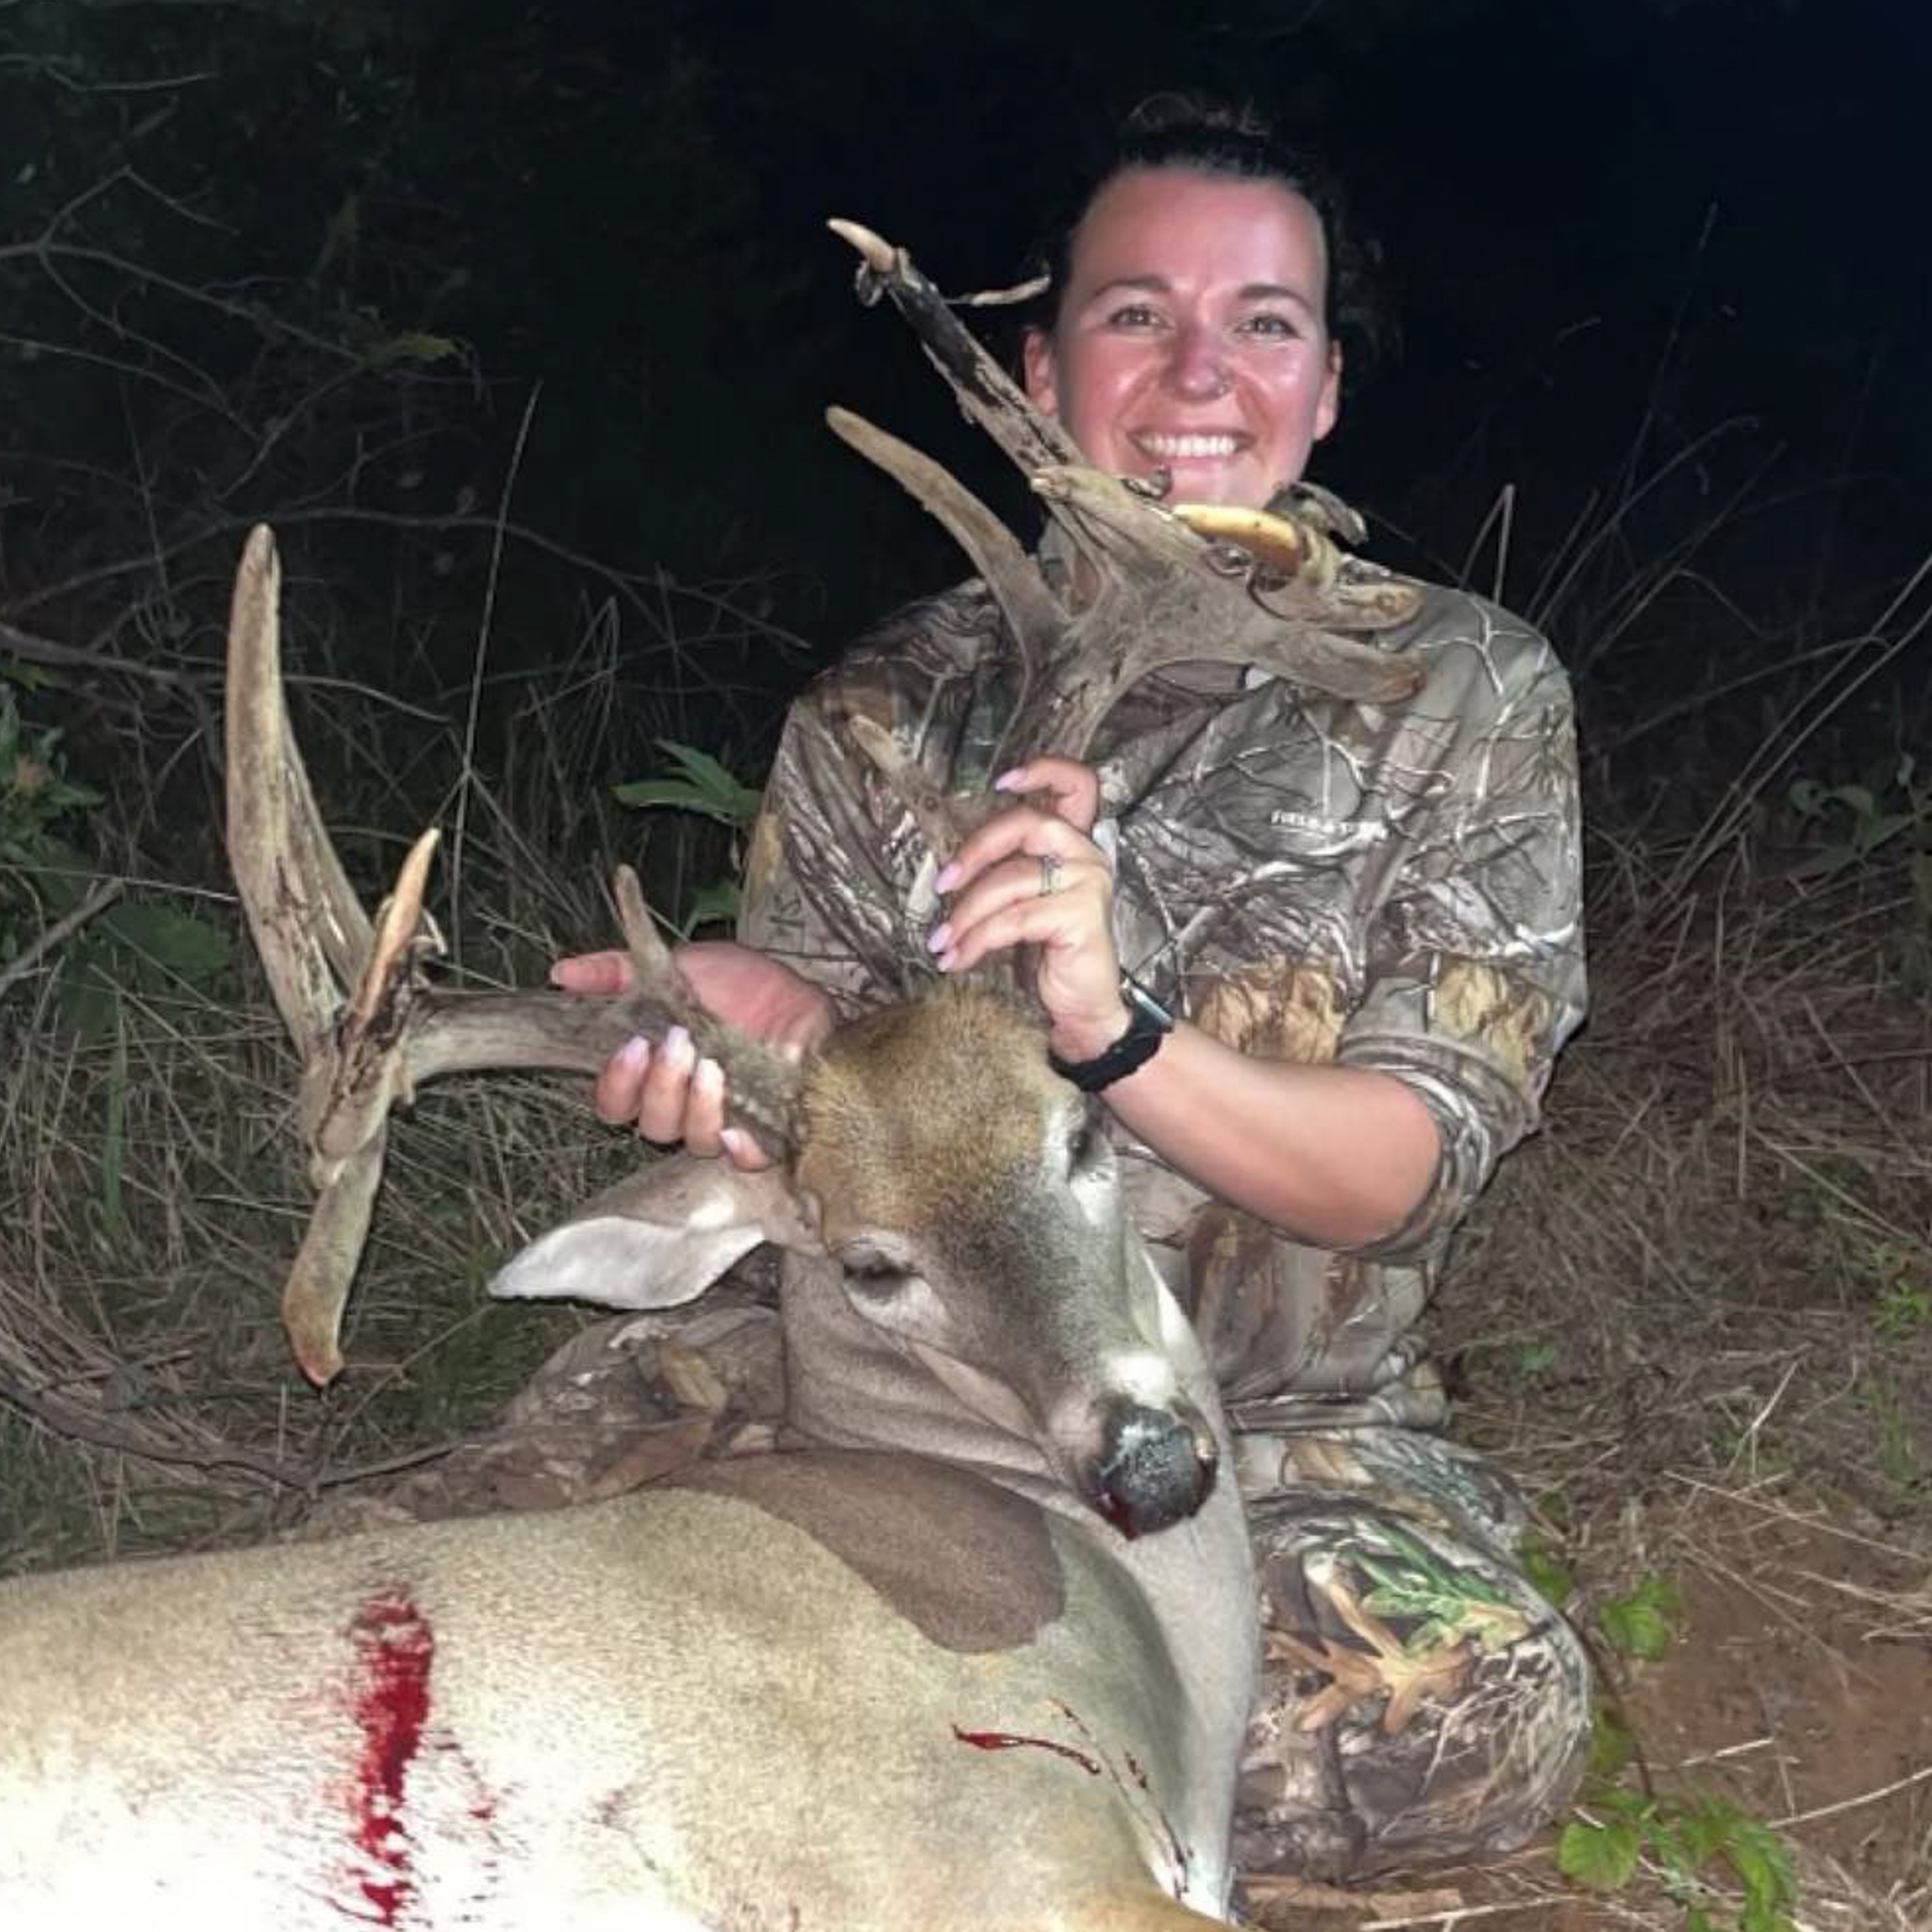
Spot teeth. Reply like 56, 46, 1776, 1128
1136, 433, 1241, 459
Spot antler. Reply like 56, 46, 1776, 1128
225, 528, 804, 1385
824, 219, 1426, 792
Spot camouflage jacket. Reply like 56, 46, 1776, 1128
739, 563, 1586, 1433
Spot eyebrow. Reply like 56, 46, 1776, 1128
1081, 274, 1319, 310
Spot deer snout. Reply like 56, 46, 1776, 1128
1085, 1399, 1219, 1540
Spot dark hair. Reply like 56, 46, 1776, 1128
1019, 92, 1390, 375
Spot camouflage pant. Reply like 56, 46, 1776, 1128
1229, 1425, 1591, 1882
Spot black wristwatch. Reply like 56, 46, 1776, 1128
1048, 974, 1174, 1093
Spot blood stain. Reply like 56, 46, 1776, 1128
951, 1724, 1102, 1774
344, 1591, 435, 1924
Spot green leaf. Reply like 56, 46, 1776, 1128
366, 329, 462, 368
1520, 1537, 1574, 1609
101, 903, 233, 986
678, 878, 741, 936
1598, 1573, 1679, 1661
615, 741, 761, 831
1584, 1707, 1637, 1781
1723, 1816, 1796, 1930
1557, 1814, 1641, 1892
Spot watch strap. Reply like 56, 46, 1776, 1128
1048, 974, 1174, 1093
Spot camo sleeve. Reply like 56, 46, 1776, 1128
1333, 602, 1587, 1260
736, 691, 896, 1017
737, 582, 1006, 1013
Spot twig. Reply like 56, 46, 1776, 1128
0, 614, 200, 692
0, 1360, 466, 1494
0, 874, 125, 998
1359, 1894, 1571, 1930
449, 380, 542, 968
1241, 1876, 1463, 1916
1773, 1760, 1932, 1831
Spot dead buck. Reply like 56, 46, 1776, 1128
0, 223, 1424, 1929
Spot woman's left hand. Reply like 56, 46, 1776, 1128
926, 756, 1129, 1064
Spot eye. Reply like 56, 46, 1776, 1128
842, 1255, 908, 1299
1238, 311, 1300, 341
1104, 301, 1166, 331
1067, 1113, 1106, 1174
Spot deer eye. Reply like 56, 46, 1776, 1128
1067, 1113, 1106, 1174
842, 1255, 908, 1299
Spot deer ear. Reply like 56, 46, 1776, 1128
490, 1155, 821, 1311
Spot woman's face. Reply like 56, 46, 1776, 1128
1024, 166, 1341, 510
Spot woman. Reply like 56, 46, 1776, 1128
559, 100, 1591, 1881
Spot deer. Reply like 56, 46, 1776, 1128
0, 223, 1425, 1930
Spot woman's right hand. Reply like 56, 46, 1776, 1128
550, 941, 834, 1171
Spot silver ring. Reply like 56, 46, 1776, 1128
1038, 852, 1064, 897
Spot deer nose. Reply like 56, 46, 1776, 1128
1087, 1401, 1219, 1539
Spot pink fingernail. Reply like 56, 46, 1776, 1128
934, 862, 960, 892
925, 921, 954, 953
718, 1126, 745, 1159
663, 1024, 693, 1067
993, 767, 1025, 791
694, 1057, 724, 1097
937, 949, 959, 974
617, 1035, 651, 1072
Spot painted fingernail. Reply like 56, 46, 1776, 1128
925, 921, 954, 953
616, 1035, 651, 1072
693, 1057, 724, 1099
662, 1024, 693, 1068
937, 948, 959, 974
718, 1126, 746, 1159
992, 767, 1024, 791
934, 862, 960, 892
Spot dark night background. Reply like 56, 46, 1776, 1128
2, 0, 1927, 820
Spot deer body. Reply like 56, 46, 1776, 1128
2, 1446, 1247, 1929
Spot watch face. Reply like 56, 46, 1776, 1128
1122, 975, 1175, 1035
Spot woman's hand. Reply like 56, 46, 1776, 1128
551, 941, 834, 1171
926, 757, 1128, 1064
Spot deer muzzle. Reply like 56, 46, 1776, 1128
1085, 1398, 1220, 1540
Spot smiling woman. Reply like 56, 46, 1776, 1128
1021, 166, 1341, 512
558, 93, 1593, 1888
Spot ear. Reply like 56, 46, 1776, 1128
1021, 325, 1059, 419
1314, 338, 1342, 443
490, 1153, 821, 1311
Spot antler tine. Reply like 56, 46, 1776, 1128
226, 525, 414, 1385
827, 219, 1080, 479
225, 525, 373, 1046
825, 408, 1063, 666
609, 866, 806, 1155
279, 824, 444, 1385
844, 716, 968, 864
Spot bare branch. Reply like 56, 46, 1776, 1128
0, 874, 125, 1000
